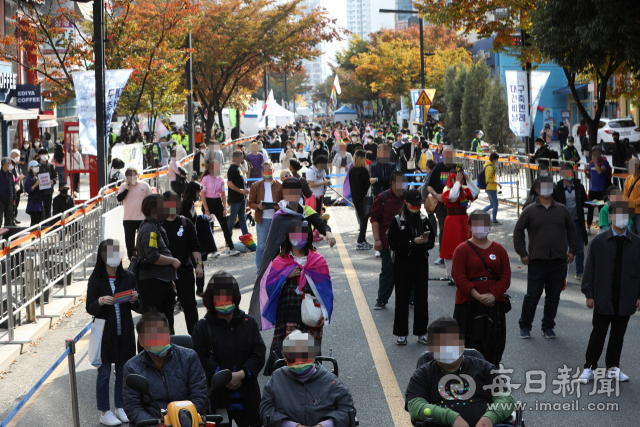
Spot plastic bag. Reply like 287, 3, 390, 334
301, 293, 323, 327
89, 318, 106, 367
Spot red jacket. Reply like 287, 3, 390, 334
451, 241, 511, 304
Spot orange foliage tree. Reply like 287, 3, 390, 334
192, 0, 344, 139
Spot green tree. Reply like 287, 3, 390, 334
443, 65, 464, 145
481, 76, 511, 152
460, 61, 491, 150
531, 0, 640, 152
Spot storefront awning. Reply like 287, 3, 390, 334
38, 119, 58, 128
0, 103, 39, 120
553, 84, 588, 95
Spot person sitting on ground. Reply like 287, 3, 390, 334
260, 330, 356, 427
122, 310, 208, 425
405, 317, 514, 427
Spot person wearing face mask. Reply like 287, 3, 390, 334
440, 170, 480, 283
312, 139, 329, 163
451, 211, 511, 366
387, 189, 435, 346
0, 157, 16, 227
561, 136, 581, 163
249, 162, 283, 270
611, 131, 627, 188
280, 141, 295, 171
369, 144, 396, 198
161, 191, 203, 335
527, 137, 552, 168
427, 146, 457, 266
249, 179, 335, 327
260, 330, 355, 427
51, 142, 67, 190
348, 151, 373, 250
86, 239, 139, 426
201, 160, 238, 255
585, 146, 610, 234
294, 142, 310, 168
363, 136, 378, 163
20, 141, 35, 175
331, 142, 353, 188
405, 317, 515, 427
192, 272, 266, 427
193, 143, 207, 177
36, 148, 57, 219
513, 175, 578, 339
481, 153, 502, 225
25, 160, 44, 226
245, 142, 266, 187
258, 220, 334, 375
552, 163, 588, 281
117, 168, 151, 260
226, 151, 251, 239
135, 194, 182, 334
123, 311, 208, 425
204, 141, 225, 167
10, 150, 24, 224
52, 182, 75, 216
578, 202, 640, 384
371, 172, 408, 309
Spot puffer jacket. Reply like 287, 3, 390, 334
122, 345, 208, 425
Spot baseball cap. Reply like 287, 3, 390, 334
405, 189, 422, 206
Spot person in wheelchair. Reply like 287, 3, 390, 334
123, 310, 208, 425
260, 330, 356, 427
405, 317, 514, 427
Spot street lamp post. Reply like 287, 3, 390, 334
94, 0, 106, 188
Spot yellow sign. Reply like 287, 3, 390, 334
415, 90, 432, 106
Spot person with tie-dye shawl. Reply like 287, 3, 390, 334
441, 171, 480, 279
258, 220, 333, 376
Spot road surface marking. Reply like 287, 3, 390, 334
329, 219, 411, 427
6, 332, 91, 427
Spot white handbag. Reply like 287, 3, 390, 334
301, 293, 323, 327
89, 318, 106, 367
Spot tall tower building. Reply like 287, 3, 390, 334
394, 0, 413, 28
299, 0, 326, 88
346, 0, 394, 39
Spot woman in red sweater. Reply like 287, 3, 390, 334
451, 211, 511, 366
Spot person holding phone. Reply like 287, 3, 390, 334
25, 160, 44, 226
249, 161, 283, 270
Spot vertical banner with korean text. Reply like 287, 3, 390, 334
72, 69, 132, 155
505, 71, 530, 137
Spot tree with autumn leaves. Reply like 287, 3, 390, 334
322, 25, 472, 116
191, 0, 343, 140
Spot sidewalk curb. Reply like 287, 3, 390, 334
0, 279, 88, 373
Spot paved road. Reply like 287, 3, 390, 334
1, 196, 638, 427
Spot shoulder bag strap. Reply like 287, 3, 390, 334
625, 175, 640, 198
465, 241, 499, 280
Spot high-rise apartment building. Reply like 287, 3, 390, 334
346, 0, 394, 39
299, 0, 326, 88
394, 0, 413, 28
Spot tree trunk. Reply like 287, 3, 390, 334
217, 109, 225, 134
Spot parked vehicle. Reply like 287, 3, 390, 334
597, 118, 640, 153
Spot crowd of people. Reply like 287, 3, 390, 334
83, 117, 640, 427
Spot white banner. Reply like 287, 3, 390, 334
111, 142, 144, 174
529, 71, 551, 127
258, 89, 274, 124
72, 69, 133, 156
505, 71, 530, 137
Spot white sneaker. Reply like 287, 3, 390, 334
210, 251, 221, 258
228, 249, 241, 256
100, 411, 122, 426
115, 409, 129, 423
221, 248, 230, 254
607, 367, 629, 382
375, 251, 381, 258
578, 368, 594, 384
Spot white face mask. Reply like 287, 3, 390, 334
32, 167, 39, 174
539, 171, 549, 177
41, 155, 49, 162
434, 345, 463, 364
471, 225, 491, 240
612, 214, 629, 229
34, 143, 40, 148
7, 165, 13, 171
129, 176, 138, 185
105, 251, 121, 268
23, 144, 29, 149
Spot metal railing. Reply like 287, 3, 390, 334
0, 152, 197, 345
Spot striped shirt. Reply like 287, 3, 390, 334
108, 276, 122, 336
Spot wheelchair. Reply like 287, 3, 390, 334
411, 349, 525, 427
267, 354, 358, 427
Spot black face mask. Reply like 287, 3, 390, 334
60, 189, 68, 196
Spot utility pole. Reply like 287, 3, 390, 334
186, 33, 194, 151
94, 0, 106, 188
263, 70, 268, 128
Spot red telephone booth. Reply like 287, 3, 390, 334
64, 122, 98, 202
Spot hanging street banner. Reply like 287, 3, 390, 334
505, 71, 530, 137
529, 71, 551, 127
72, 69, 132, 155
410, 89, 436, 125
258, 89, 274, 124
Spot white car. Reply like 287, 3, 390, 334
597, 118, 640, 153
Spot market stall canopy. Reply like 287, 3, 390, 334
0, 104, 39, 121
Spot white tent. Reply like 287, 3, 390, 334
241, 101, 295, 136
333, 105, 358, 123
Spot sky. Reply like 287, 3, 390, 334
322, 0, 348, 72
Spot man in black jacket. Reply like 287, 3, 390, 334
578, 202, 640, 383
0, 157, 16, 227
52, 182, 75, 216
369, 144, 396, 196
397, 136, 420, 181
527, 137, 552, 167
37, 148, 57, 219
557, 121, 569, 151
552, 163, 588, 281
